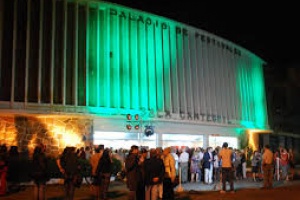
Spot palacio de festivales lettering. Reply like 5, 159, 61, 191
109, 8, 241, 56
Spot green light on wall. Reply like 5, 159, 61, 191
251, 59, 267, 129
84, 3, 177, 116
236, 56, 267, 129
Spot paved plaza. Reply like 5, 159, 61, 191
1, 177, 300, 200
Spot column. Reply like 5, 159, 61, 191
203, 134, 209, 149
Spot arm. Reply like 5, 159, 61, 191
56, 158, 65, 174
169, 155, 176, 182
125, 154, 138, 173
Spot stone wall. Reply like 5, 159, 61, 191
0, 115, 93, 157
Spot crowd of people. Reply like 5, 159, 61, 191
0, 142, 297, 199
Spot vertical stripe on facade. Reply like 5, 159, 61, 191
11, 0, 18, 104
38, 0, 44, 104
0, 0, 2, 84
25, 0, 31, 105
162, 23, 171, 113
74, 1, 79, 106
50, 0, 56, 105
190, 31, 199, 118
169, 25, 179, 114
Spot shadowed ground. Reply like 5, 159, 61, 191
1, 178, 300, 200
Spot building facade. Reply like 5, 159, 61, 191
0, 0, 270, 155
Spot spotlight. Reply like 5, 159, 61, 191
144, 125, 154, 137
126, 124, 132, 130
134, 114, 139, 120
126, 114, 132, 120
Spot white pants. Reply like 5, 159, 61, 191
204, 167, 213, 184
242, 162, 247, 179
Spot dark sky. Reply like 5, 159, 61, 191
106, 0, 299, 68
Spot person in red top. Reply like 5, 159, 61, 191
288, 148, 295, 180
280, 148, 289, 181
0, 155, 8, 196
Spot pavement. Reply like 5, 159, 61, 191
2, 166, 300, 199
1, 177, 300, 200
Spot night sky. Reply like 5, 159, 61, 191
106, 0, 299, 68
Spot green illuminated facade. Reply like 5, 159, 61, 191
0, 0, 270, 149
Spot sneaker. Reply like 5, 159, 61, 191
220, 190, 226, 194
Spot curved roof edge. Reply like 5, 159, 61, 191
91, 0, 266, 64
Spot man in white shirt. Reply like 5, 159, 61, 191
179, 147, 189, 183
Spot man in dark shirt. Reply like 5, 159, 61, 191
144, 149, 165, 200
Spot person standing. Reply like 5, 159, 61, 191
273, 149, 280, 181
213, 147, 221, 182
190, 148, 201, 183
218, 142, 234, 194
251, 150, 261, 181
144, 149, 165, 200
7, 146, 20, 191
240, 150, 247, 179
97, 148, 113, 200
178, 147, 189, 183
59, 147, 81, 200
0, 154, 8, 196
262, 144, 274, 189
280, 148, 289, 181
89, 145, 104, 199
30, 145, 48, 200
203, 147, 214, 184
125, 145, 143, 200
170, 147, 179, 176
288, 148, 295, 180
162, 147, 176, 200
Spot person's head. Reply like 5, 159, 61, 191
171, 146, 177, 154
149, 148, 157, 158
130, 145, 139, 154
222, 142, 228, 148
103, 148, 112, 158
99, 144, 104, 151
33, 145, 42, 155
94, 146, 101, 153
207, 147, 213, 152
215, 146, 221, 153
163, 147, 171, 156
0, 144, 7, 153
141, 148, 148, 157
264, 144, 270, 150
